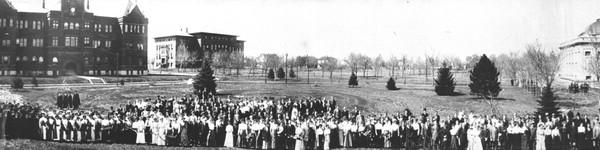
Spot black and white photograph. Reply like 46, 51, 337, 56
2, 0, 600, 149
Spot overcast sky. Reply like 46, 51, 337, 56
11, 0, 600, 59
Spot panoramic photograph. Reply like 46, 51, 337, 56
1, 0, 600, 149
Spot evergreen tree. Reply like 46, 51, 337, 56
277, 67, 285, 80
536, 87, 559, 115
32, 76, 39, 87
11, 77, 24, 89
289, 69, 296, 78
435, 63, 456, 95
193, 64, 217, 97
386, 77, 398, 90
469, 54, 502, 99
348, 72, 358, 88
268, 68, 275, 80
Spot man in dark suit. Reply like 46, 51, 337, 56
73, 93, 80, 109
57, 93, 64, 109
66, 93, 73, 109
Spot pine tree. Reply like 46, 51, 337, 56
469, 54, 502, 99
268, 68, 275, 80
193, 64, 217, 97
386, 77, 398, 90
435, 63, 456, 95
348, 72, 358, 88
11, 77, 24, 89
289, 69, 296, 78
277, 67, 285, 80
32, 76, 39, 87
536, 87, 559, 115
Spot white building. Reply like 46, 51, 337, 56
558, 19, 600, 81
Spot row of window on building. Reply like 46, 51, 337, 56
123, 24, 145, 33
0, 37, 112, 48
0, 56, 59, 64
203, 44, 242, 51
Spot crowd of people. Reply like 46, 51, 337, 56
2, 92, 600, 150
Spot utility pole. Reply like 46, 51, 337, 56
285, 53, 288, 84
307, 54, 310, 85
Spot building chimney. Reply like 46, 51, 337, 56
42, 0, 45, 9
186, 27, 188, 33
87, 0, 90, 10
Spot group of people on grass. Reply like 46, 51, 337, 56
56, 91, 81, 109
2, 93, 600, 150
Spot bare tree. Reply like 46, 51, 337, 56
344, 53, 360, 73
373, 54, 385, 78
386, 55, 400, 79
320, 56, 338, 79
497, 52, 522, 86
586, 56, 600, 81
525, 43, 562, 88
400, 55, 410, 84
357, 54, 372, 77
244, 56, 259, 77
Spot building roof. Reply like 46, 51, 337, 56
0, 0, 15, 10
189, 32, 238, 37
124, 0, 145, 18
579, 19, 600, 37
560, 19, 600, 49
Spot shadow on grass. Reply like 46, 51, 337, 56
558, 101, 599, 109
466, 97, 516, 101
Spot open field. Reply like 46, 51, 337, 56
6, 74, 600, 116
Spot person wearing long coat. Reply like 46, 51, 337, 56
180, 121, 190, 146
450, 124, 460, 150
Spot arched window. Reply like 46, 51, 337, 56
84, 57, 89, 65
39, 56, 44, 63
96, 57, 101, 62
52, 57, 58, 63
64, 22, 68, 29
22, 56, 28, 62
16, 56, 20, 62
32, 56, 37, 62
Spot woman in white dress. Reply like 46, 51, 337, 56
295, 122, 305, 150
224, 123, 234, 147
467, 124, 484, 150
133, 118, 146, 144
324, 125, 331, 150
535, 123, 546, 150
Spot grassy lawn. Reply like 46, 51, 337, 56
7, 74, 599, 116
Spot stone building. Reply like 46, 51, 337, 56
0, 0, 148, 76
152, 32, 244, 70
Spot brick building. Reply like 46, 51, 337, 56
152, 32, 244, 70
0, 0, 148, 76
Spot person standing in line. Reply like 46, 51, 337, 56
535, 123, 546, 150
224, 122, 234, 148
324, 123, 331, 150
295, 121, 305, 150
38, 113, 47, 141
132, 117, 146, 144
